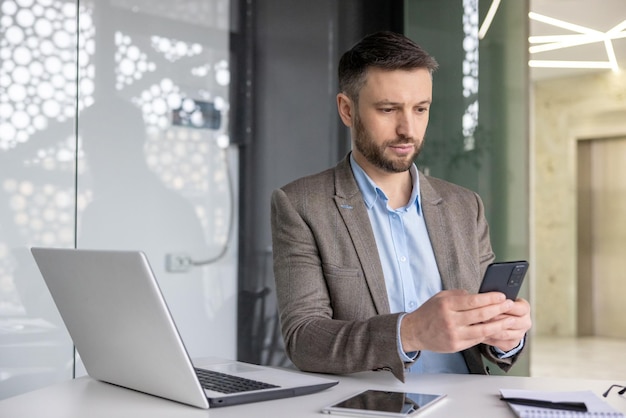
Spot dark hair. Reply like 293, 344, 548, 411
338, 31, 439, 101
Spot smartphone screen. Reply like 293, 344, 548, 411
478, 260, 529, 300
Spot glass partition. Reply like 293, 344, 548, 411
405, 0, 530, 375
0, 0, 237, 398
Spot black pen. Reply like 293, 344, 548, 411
500, 397, 588, 412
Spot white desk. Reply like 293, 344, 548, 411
0, 370, 624, 417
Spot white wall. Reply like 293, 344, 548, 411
0, 0, 237, 399
532, 70, 626, 336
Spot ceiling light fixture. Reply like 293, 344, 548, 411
478, 0, 501, 40
528, 60, 613, 69
528, 12, 626, 72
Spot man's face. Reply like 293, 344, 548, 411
347, 68, 432, 173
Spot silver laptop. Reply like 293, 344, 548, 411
30, 247, 338, 409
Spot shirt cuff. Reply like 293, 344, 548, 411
491, 335, 526, 359
397, 313, 419, 362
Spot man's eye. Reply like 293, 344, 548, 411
380, 108, 394, 113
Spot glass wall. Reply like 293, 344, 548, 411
405, 0, 530, 375
0, 0, 237, 399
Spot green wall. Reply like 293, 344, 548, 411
405, 0, 530, 375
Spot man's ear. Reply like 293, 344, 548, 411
336, 93, 355, 127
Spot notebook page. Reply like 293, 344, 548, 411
499, 389, 624, 418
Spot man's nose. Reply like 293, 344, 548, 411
396, 111, 415, 139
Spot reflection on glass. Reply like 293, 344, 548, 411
0, 0, 234, 399
462, 0, 479, 151
1, 1, 81, 398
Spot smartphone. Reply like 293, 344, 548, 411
478, 261, 529, 300
321, 389, 446, 417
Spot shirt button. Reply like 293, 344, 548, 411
399, 256, 407, 262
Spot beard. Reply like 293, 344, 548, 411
352, 111, 423, 173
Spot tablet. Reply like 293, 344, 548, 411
321, 389, 446, 417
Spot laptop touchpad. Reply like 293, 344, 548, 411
209, 362, 261, 374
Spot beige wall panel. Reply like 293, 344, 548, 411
590, 137, 626, 338
532, 71, 626, 336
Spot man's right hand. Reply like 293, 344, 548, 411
399, 289, 515, 353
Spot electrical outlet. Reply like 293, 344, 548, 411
165, 253, 192, 273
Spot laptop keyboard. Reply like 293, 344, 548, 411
195, 368, 280, 394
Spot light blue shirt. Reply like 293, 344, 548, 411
349, 154, 521, 374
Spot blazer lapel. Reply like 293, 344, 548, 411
418, 171, 459, 291
333, 156, 391, 315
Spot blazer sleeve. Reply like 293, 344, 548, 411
270, 187, 408, 382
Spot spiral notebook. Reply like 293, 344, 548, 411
500, 389, 624, 417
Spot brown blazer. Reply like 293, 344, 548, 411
270, 154, 518, 381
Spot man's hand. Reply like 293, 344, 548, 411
483, 297, 531, 352
399, 289, 528, 353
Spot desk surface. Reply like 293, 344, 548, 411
1, 369, 624, 418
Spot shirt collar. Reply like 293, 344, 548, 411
349, 153, 422, 213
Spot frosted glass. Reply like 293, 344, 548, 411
0, 0, 236, 398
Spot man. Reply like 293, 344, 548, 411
270, 31, 531, 382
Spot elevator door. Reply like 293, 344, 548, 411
577, 136, 626, 338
